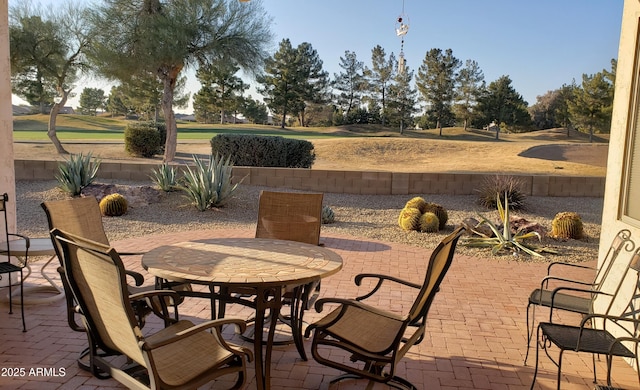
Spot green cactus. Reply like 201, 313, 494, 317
321, 205, 335, 224
99, 193, 128, 217
423, 202, 448, 230
398, 207, 422, 231
551, 212, 583, 239
404, 196, 427, 213
419, 212, 440, 233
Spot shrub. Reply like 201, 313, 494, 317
476, 175, 526, 210
210, 134, 315, 168
99, 193, 128, 216
181, 153, 240, 211
124, 121, 164, 158
150, 163, 179, 192
56, 152, 101, 196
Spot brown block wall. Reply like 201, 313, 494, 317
14, 159, 605, 197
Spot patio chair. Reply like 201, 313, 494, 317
41, 197, 183, 370
220, 190, 324, 358
304, 226, 465, 390
524, 229, 635, 364
530, 246, 640, 390
51, 228, 252, 389
0, 193, 29, 332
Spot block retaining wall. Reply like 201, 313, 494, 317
14, 159, 605, 197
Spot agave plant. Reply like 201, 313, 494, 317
181, 153, 240, 211
463, 193, 544, 257
55, 152, 101, 196
150, 163, 179, 192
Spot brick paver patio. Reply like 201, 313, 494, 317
1, 228, 638, 389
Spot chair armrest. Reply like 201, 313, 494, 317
306, 297, 404, 338
547, 261, 595, 275
353, 273, 421, 301
119, 251, 146, 256
313, 297, 404, 320
129, 289, 182, 305
129, 289, 182, 325
141, 318, 253, 361
125, 270, 145, 286
547, 287, 611, 322
575, 314, 640, 349
539, 275, 593, 290
7, 233, 30, 244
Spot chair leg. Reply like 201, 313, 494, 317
7, 271, 12, 314
529, 325, 541, 390
556, 350, 564, 390
525, 302, 535, 365
19, 269, 25, 332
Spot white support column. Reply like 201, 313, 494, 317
0, 0, 15, 235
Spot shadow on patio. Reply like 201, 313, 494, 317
1, 228, 638, 389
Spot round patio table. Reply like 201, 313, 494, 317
141, 237, 343, 390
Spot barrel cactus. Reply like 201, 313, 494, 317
404, 196, 427, 213
423, 202, 448, 230
321, 205, 335, 224
398, 207, 422, 231
419, 212, 440, 233
99, 193, 128, 217
551, 212, 583, 239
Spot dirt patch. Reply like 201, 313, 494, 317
518, 144, 608, 167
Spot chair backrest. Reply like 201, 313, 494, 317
408, 226, 465, 324
255, 190, 323, 245
51, 228, 146, 367
1, 193, 9, 257
41, 197, 110, 245
593, 229, 635, 292
601, 247, 640, 318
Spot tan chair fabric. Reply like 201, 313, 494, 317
52, 229, 251, 389
306, 227, 465, 389
42, 197, 110, 244
255, 190, 323, 245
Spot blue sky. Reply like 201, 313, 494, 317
11, 0, 624, 112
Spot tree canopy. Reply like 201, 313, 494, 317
10, 1, 91, 154
88, 0, 273, 161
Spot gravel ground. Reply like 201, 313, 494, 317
15, 179, 604, 263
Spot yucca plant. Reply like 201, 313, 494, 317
55, 152, 101, 196
463, 193, 544, 257
181, 153, 240, 211
150, 163, 179, 192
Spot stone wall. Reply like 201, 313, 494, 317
15, 159, 606, 197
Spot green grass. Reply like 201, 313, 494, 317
13, 114, 347, 141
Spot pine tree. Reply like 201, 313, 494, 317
416, 48, 461, 136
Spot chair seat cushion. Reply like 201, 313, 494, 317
320, 304, 406, 354
529, 289, 592, 314
146, 320, 236, 387
0, 262, 22, 273
540, 322, 636, 358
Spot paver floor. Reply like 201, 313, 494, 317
1, 229, 638, 389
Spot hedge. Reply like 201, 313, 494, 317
210, 134, 315, 168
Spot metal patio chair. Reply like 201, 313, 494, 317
530, 246, 640, 390
52, 228, 252, 389
0, 193, 29, 332
525, 229, 635, 364
305, 227, 465, 390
